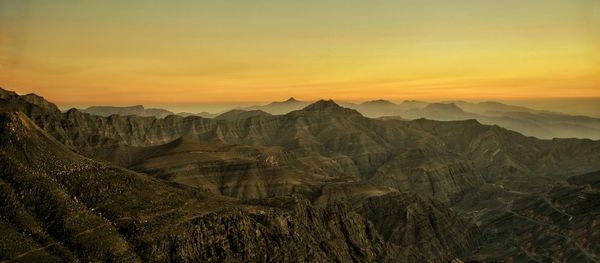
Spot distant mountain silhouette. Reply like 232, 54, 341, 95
215, 109, 272, 121
176, 111, 217, 118
82, 105, 174, 118
244, 97, 310, 114
347, 99, 600, 140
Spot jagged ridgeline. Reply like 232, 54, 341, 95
1, 87, 600, 262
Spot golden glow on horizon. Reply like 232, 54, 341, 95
0, 0, 598, 105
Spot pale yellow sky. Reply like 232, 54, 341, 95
0, 0, 599, 105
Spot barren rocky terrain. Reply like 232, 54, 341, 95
1, 87, 599, 262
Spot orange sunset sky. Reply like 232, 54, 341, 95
0, 0, 599, 106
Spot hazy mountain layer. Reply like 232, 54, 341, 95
215, 109, 272, 121
72, 94, 600, 139
245, 97, 600, 139
347, 100, 600, 140
244, 97, 310, 115
82, 105, 174, 118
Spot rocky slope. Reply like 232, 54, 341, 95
453, 172, 600, 262
0, 110, 481, 262
128, 136, 335, 200
3, 87, 600, 261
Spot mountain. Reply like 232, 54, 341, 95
398, 100, 430, 109
244, 97, 310, 115
342, 99, 430, 118
215, 109, 272, 121
82, 105, 174, 118
372, 100, 600, 140
345, 100, 403, 118
403, 103, 476, 120
3, 86, 600, 261
229, 96, 600, 140
0, 109, 481, 262
3, 88, 600, 199
0, 88, 62, 116
453, 101, 542, 115
176, 111, 217, 118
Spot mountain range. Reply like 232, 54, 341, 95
71, 97, 600, 140
1, 86, 599, 262
82, 105, 175, 118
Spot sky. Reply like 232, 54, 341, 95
0, 0, 599, 107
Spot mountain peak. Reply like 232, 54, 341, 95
304, 99, 340, 110
215, 109, 271, 121
0, 87, 18, 98
295, 99, 363, 117
424, 102, 465, 113
285, 97, 299, 103
362, 99, 395, 106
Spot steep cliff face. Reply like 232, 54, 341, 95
143, 201, 399, 263
0, 111, 481, 262
356, 193, 482, 262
